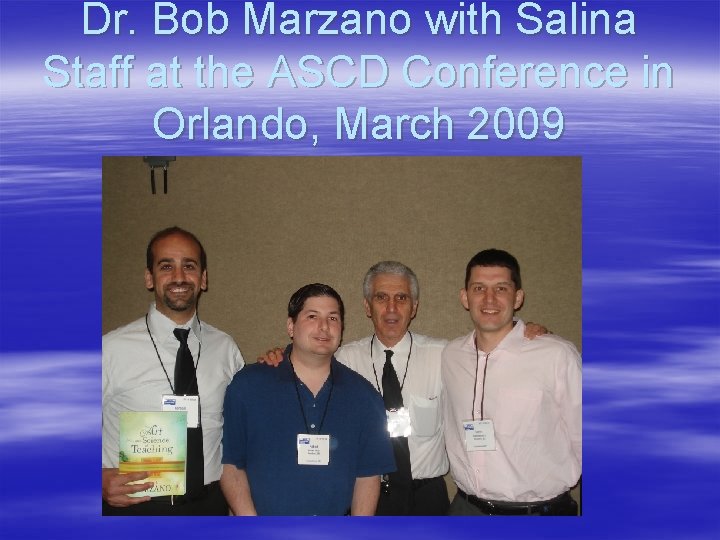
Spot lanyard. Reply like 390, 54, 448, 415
370, 332, 413, 395
471, 335, 490, 421
145, 313, 202, 395
290, 360, 334, 435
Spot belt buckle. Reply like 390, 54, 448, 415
484, 500, 499, 515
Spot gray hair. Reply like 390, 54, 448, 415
362, 261, 419, 302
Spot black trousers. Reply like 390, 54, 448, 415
102, 481, 228, 516
411, 476, 450, 516
376, 475, 450, 516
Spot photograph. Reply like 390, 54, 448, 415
102, 155, 581, 516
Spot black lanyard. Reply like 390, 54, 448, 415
370, 332, 413, 395
471, 336, 490, 421
290, 361, 334, 435
145, 313, 202, 395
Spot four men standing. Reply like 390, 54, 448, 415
102, 229, 581, 516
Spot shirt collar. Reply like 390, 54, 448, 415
148, 302, 201, 343
372, 331, 412, 365
464, 319, 526, 355
281, 343, 338, 382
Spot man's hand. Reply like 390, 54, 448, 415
102, 468, 153, 507
525, 322, 550, 339
256, 347, 285, 367
350, 475, 380, 516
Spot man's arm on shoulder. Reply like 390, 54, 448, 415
524, 321, 550, 338
221, 464, 257, 516
102, 467, 153, 507
256, 347, 285, 367
350, 475, 380, 516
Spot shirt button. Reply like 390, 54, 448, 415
310, 423, 316, 429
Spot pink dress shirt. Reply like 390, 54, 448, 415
442, 320, 581, 502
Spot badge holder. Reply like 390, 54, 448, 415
463, 419, 496, 451
386, 407, 412, 438
297, 434, 330, 465
162, 395, 200, 428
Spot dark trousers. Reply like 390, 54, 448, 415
411, 476, 450, 516
102, 481, 228, 516
376, 475, 450, 516
449, 489, 578, 516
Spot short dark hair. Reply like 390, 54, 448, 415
146, 226, 207, 273
288, 283, 345, 325
465, 249, 522, 289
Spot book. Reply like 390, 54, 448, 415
118, 411, 187, 497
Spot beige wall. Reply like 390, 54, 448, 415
103, 156, 581, 359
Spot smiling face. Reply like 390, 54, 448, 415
287, 295, 343, 361
144, 233, 207, 324
364, 273, 418, 348
461, 265, 524, 346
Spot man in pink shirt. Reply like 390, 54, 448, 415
442, 249, 581, 515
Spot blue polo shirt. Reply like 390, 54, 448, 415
222, 346, 396, 515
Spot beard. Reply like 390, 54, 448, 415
161, 282, 197, 312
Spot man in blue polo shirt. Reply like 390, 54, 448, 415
220, 283, 395, 515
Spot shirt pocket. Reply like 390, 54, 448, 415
492, 389, 542, 439
408, 394, 441, 437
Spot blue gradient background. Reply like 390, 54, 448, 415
1, 1, 718, 538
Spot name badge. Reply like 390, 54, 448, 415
463, 419, 496, 451
162, 394, 199, 428
297, 434, 330, 465
387, 407, 412, 438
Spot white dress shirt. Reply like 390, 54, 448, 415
102, 303, 244, 484
337, 332, 449, 480
442, 320, 582, 502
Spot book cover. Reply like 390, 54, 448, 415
118, 411, 187, 497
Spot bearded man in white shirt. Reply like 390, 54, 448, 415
102, 226, 244, 515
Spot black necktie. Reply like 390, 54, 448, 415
173, 328, 197, 395
376, 349, 413, 515
382, 350, 403, 410
173, 328, 204, 495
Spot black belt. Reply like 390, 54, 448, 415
456, 487, 572, 515
412, 475, 444, 490
152, 480, 219, 506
